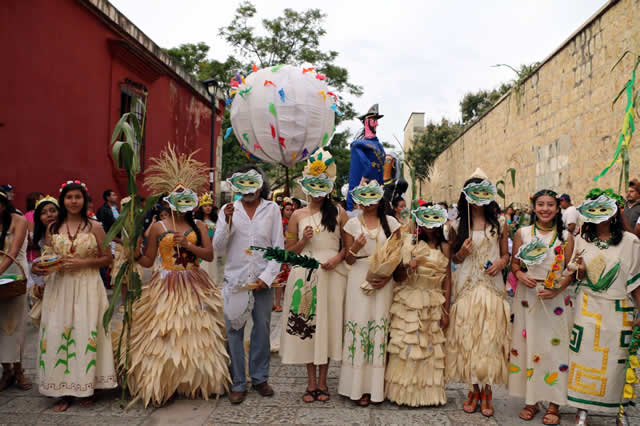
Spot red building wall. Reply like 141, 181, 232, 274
1, 0, 222, 211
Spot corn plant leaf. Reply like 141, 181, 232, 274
497, 188, 505, 199
111, 113, 130, 143
103, 202, 130, 247
102, 260, 129, 332
507, 168, 516, 187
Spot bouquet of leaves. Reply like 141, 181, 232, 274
102, 93, 163, 404
361, 231, 403, 295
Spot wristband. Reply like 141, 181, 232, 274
348, 249, 358, 257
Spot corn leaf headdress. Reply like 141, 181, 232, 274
144, 145, 210, 194
297, 148, 336, 198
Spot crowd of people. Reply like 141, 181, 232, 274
1, 161, 640, 426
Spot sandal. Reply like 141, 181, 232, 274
480, 390, 494, 417
53, 396, 73, 412
543, 403, 560, 425
316, 388, 330, 402
302, 389, 317, 403
13, 366, 32, 390
575, 409, 588, 426
0, 365, 13, 391
358, 394, 370, 407
275, 305, 282, 312
78, 396, 95, 407
463, 391, 480, 413
519, 404, 539, 421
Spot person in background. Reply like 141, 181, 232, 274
214, 166, 284, 404
273, 198, 294, 312
292, 198, 302, 211
391, 197, 407, 223
0, 190, 31, 391
1, 185, 22, 214
86, 196, 97, 221
623, 179, 640, 233
97, 189, 119, 289
559, 194, 579, 235
25, 192, 44, 266
195, 193, 219, 284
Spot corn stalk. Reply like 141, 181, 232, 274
102, 93, 162, 406
594, 51, 640, 193
496, 167, 516, 210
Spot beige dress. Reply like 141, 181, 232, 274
567, 232, 640, 413
0, 233, 28, 363
508, 226, 572, 405
200, 219, 218, 283
385, 237, 448, 406
338, 215, 400, 402
446, 217, 511, 385
280, 212, 347, 365
38, 232, 117, 397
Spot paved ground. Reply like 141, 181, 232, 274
3, 303, 640, 425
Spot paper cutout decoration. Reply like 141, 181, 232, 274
226, 169, 264, 195
350, 180, 384, 206
412, 204, 448, 229
164, 183, 199, 213
229, 65, 336, 168
515, 237, 548, 266
297, 174, 335, 198
462, 179, 497, 205
577, 194, 618, 224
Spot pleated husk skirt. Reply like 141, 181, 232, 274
113, 268, 230, 407
385, 282, 447, 406
446, 280, 511, 386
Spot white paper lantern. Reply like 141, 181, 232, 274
229, 65, 336, 167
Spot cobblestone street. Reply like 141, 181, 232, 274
1, 308, 640, 425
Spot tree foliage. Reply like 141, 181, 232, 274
460, 83, 512, 124
405, 119, 462, 181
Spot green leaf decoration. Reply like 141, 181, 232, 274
269, 102, 277, 118
271, 64, 283, 72
68, 352, 76, 359
322, 133, 329, 146
86, 359, 96, 374
56, 345, 67, 354
55, 359, 67, 368
249, 246, 320, 270
507, 168, 517, 187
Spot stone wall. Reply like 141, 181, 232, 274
417, 0, 640, 206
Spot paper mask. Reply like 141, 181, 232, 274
297, 174, 334, 198
412, 204, 447, 229
515, 237, 548, 266
400, 208, 410, 222
164, 183, 199, 213
227, 169, 264, 195
577, 194, 618, 224
462, 179, 497, 205
350, 180, 383, 206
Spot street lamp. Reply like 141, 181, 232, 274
202, 78, 219, 195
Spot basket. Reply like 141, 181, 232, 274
0, 250, 27, 300
33, 248, 62, 273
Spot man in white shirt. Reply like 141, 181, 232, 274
559, 194, 579, 235
214, 166, 284, 404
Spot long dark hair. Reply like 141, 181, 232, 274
319, 196, 338, 233
417, 226, 446, 250
377, 200, 392, 238
581, 210, 624, 246
51, 183, 91, 234
0, 192, 16, 250
33, 200, 59, 247
453, 177, 500, 253
26, 192, 43, 212
195, 205, 218, 222
530, 189, 566, 242
185, 211, 202, 246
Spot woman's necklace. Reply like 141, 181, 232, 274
359, 215, 380, 240
309, 209, 322, 233
593, 235, 613, 250
532, 222, 558, 247
66, 221, 83, 254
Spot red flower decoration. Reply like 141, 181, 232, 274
533, 355, 540, 363
511, 349, 519, 357
554, 246, 562, 254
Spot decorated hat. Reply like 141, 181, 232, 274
357, 104, 384, 122
303, 148, 336, 179
36, 195, 59, 209
199, 192, 213, 206
469, 168, 489, 180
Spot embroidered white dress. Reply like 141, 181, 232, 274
38, 233, 117, 397
0, 233, 28, 363
338, 215, 400, 402
567, 232, 640, 413
508, 226, 572, 405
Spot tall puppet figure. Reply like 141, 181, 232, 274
346, 104, 386, 213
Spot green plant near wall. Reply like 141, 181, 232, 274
594, 51, 640, 193
102, 93, 163, 405
496, 167, 517, 210
492, 63, 539, 114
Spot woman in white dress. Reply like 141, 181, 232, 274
508, 189, 574, 425
195, 193, 218, 283
0, 190, 31, 391
338, 179, 402, 406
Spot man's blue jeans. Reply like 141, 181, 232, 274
225, 287, 273, 392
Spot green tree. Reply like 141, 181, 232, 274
460, 83, 512, 124
163, 42, 211, 76
406, 119, 462, 181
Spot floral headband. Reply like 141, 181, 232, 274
60, 180, 88, 193
585, 188, 625, 209
530, 189, 558, 203
35, 195, 59, 209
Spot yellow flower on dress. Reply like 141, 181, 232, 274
88, 337, 96, 348
308, 160, 326, 176
626, 367, 638, 384
624, 383, 636, 399
630, 355, 640, 369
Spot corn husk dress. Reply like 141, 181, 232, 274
0, 233, 29, 364
38, 232, 117, 397
338, 215, 400, 402
567, 232, 640, 413
446, 217, 511, 385
508, 226, 572, 405
280, 212, 347, 365
385, 236, 449, 406
116, 225, 230, 407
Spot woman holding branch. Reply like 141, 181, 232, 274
446, 169, 511, 418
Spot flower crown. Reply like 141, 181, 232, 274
530, 189, 558, 203
36, 195, 59, 209
199, 192, 213, 206
585, 187, 625, 209
60, 180, 88, 193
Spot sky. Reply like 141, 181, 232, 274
110, 0, 606, 150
